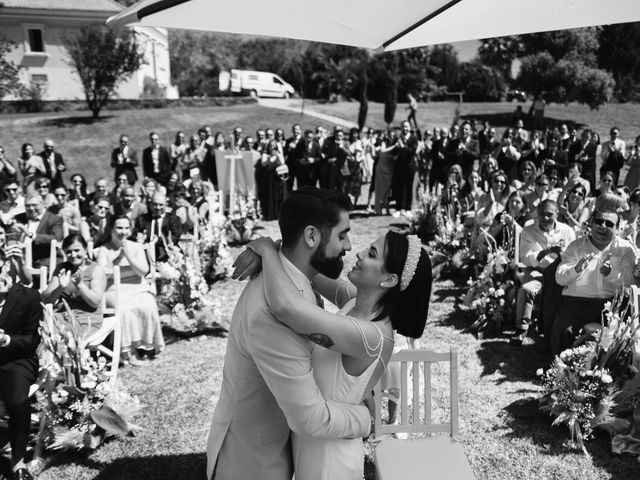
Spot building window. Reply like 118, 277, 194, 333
26, 27, 45, 53
30, 74, 48, 85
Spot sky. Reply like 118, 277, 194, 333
452, 39, 480, 62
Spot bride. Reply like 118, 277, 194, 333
243, 230, 432, 479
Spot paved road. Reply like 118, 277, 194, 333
257, 98, 357, 129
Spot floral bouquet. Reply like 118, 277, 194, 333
432, 203, 470, 269
198, 215, 232, 285
157, 242, 224, 334
463, 244, 515, 334
538, 292, 640, 451
225, 195, 259, 246
36, 302, 141, 451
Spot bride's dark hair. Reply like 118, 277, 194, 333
375, 231, 431, 338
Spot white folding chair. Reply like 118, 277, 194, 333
48, 239, 63, 280
82, 266, 121, 383
373, 348, 475, 480
631, 285, 640, 318
22, 239, 48, 292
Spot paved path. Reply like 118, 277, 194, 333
257, 98, 357, 129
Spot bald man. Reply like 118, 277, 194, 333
37, 139, 66, 188
133, 192, 182, 262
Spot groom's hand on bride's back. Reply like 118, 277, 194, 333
232, 248, 262, 280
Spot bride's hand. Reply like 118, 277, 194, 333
232, 249, 262, 281
246, 237, 279, 257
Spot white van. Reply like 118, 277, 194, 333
229, 69, 295, 98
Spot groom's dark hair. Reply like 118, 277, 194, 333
279, 187, 352, 248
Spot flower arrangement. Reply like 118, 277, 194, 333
36, 302, 141, 451
157, 241, 224, 334
198, 215, 232, 285
538, 293, 640, 451
463, 243, 515, 334
225, 195, 259, 246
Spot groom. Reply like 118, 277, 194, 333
206, 187, 372, 479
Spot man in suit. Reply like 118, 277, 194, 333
320, 128, 350, 192
134, 192, 182, 263
142, 132, 172, 186
284, 124, 302, 191
294, 130, 321, 187
12, 195, 63, 268
110, 134, 139, 185
0, 252, 42, 480
37, 139, 66, 188
206, 188, 371, 480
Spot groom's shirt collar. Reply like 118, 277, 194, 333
279, 251, 314, 302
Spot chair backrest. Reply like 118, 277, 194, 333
631, 285, 640, 318
374, 348, 459, 438
49, 239, 64, 280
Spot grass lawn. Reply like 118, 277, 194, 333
32, 212, 640, 480
305, 100, 640, 145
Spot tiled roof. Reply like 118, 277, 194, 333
0, 0, 124, 12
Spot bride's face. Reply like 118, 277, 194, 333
347, 235, 390, 288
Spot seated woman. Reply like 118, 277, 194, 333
488, 190, 531, 250
241, 231, 431, 480
34, 177, 57, 209
472, 169, 512, 253
188, 180, 209, 220
95, 216, 164, 366
442, 164, 464, 208
171, 185, 198, 234
42, 234, 106, 339
518, 160, 537, 194
68, 173, 91, 218
558, 184, 588, 232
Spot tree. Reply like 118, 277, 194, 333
381, 53, 399, 129
455, 61, 506, 101
0, 35, 24, 99
64, 26, 144, 118
478, 36, 521, 81
598, 23, 640, 102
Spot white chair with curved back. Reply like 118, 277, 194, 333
373, 347, 475, 480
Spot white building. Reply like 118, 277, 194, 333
0, 0, 178, 100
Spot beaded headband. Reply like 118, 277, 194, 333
400, 235, 421, 291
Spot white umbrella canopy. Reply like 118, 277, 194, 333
108, 0, 640, 50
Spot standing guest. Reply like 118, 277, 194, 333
228, 127, 243, 151
96, 216, 164, 366
513, 200, 575, 344
455, 122, 480, 177
183, 134, 204, 180
430, 127, 449, 186
12, 195, 63, 267
142, 131, 171, 186
518, 160, 537, 194
600, 127, 626, 182
0, 146, 18, 188
0, 180, 25, 225
480, 126, 500, 158
392, 121, 419, 212
295, 130, 321, 188
37, 139, 66, 187
530, 94, 546, 130
255, 129, 268, 154
134, 192, 182, 263
360, 126, 375, 183
50, 185, 82, 235
170, 131, 187, 176
110, 134, 138, 185
321, 128, 350, 193
495, 128, 522, 182
570, 129, 598, 191
42, 234, 106, 339
624, 135, 640, 191
259, 140, 288, 221
552, 208, 637, 356
521, 130, 547, 169
0, 254, 42, 480
374, 131, 399, 215
285, 124, 302, 190
345, 127, 365, 206
68, 173, 91, 218
406, 92, 419, 130
17, 143, 45, 193
113, 186, 147, 225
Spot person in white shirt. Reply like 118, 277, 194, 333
0, 180, 25, 225
600, 127, 626, 181
551, 208, 637, 356
513, 200, 576, 344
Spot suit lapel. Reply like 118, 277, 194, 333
0, 288, 18, 330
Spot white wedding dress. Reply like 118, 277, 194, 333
293, 299, 388, 480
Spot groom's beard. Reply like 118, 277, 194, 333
310, 241, 344, 279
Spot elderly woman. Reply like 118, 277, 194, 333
95, 216, 164, 366
42, 234, 106, 339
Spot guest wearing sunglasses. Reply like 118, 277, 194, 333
551, 206, 637, 357
557, 162, 590, 207
0, 180, 25, 225
558, 184, 588, 231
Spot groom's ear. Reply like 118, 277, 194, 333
303, 225, 320, 248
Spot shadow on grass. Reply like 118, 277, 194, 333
39, 115, 114, 127
41, 451, 206, 480
162, 324, 228, 346
460, 112, 588, 131
477, 339, 548, 384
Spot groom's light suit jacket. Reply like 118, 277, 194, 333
206, 254, 370, 479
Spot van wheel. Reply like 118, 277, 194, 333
250, 90, 258, 98
283, 92, 291, 99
